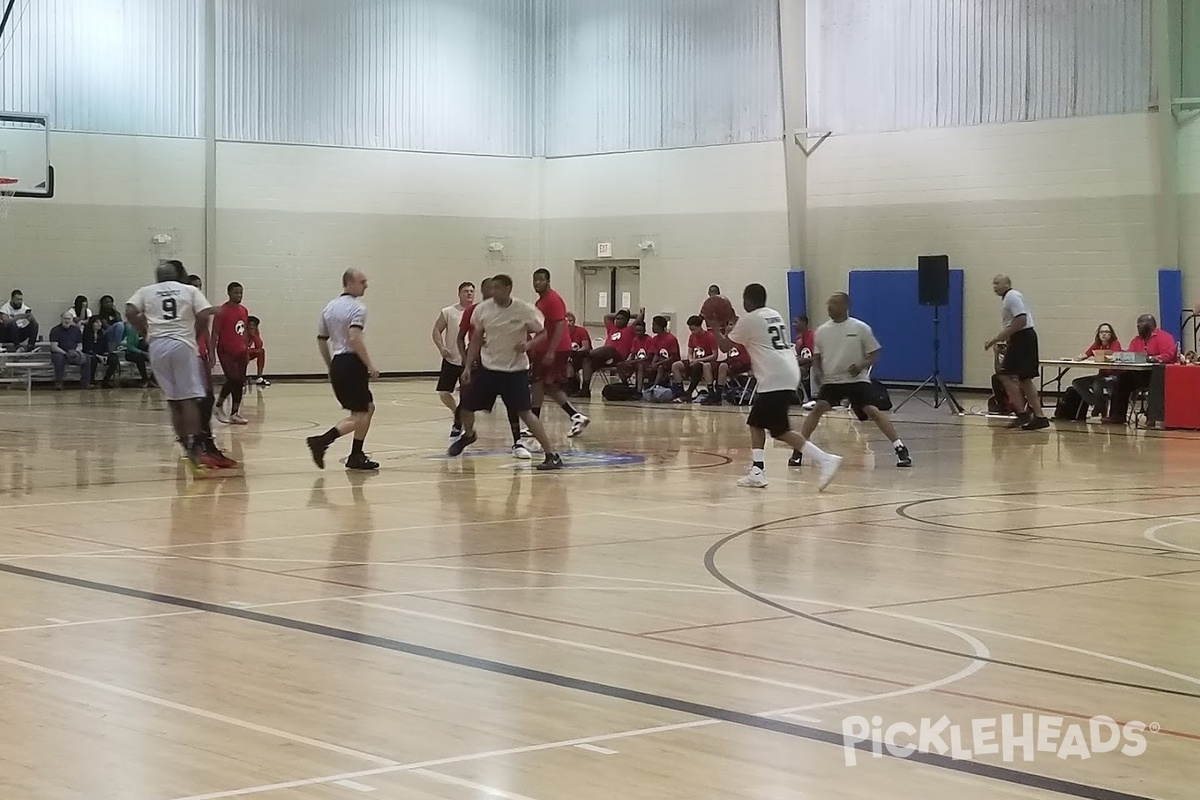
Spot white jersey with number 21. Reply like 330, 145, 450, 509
126, 281, 212, 351
728, 306, 800, 393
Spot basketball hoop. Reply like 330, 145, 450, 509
0, 177, 16, 219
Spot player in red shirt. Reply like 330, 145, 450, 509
713, 343, 752, 406
211, 281, 252, 425
565, 311, 591, 393
794, 314, 816, 405
647, 315, 681, 387
671, 315, 718, 402
614, 319, 655, 387
580, 307, 642, 396
182, 269, 237, 468
526, 268, 589, 437
247, 315, 269, 387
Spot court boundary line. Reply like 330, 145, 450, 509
0, 559, 1164, 800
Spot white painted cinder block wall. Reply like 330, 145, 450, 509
806, 114, 1162, 387
214, 143, 539, 373
3, 133, 205, 326
8, 115, 1176, 385
1180, 120, 1200, 319
539, 142, 792, 330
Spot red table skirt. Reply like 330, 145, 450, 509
1164, 365, 1200, 429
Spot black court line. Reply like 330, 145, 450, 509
704, 522, 1200, 701
0, 559, 1164, 800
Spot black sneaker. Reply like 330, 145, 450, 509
306, 436, 328, 469
895, 444, 912, 467
1007, 411, 1033, 429
448, 431, 477, 457
346, 454, 380, 470
787, 451, 804, 467
699, 392, 722, 406
1021, 416, 1051, 431
535, 453, 564, 471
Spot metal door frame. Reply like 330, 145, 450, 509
575, 260, 640, 326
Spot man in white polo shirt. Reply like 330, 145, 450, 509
797, 292, 911, 468
450, 273, 563, 471
985, 275, 1049, 430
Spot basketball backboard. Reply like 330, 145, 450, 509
0, 112, 53, 198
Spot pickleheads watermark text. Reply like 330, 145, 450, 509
841, 714, 1156, 766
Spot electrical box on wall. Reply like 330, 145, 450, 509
596, 242, 613, 259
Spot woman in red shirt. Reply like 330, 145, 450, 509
1071, 322, 1121, 413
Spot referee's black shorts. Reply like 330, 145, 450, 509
330, 353, 373, 412
1001, 328, 1040, 381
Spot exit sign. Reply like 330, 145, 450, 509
597, 242, 613, 258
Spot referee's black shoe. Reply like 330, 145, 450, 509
346, 453, 380, 470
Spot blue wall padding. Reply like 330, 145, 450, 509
787, 270, 807, 339
846, 269, 965, 384
1158, 268, 1183, 340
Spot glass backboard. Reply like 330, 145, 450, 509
0, 112, 53, 198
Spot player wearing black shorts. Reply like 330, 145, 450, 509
986, 274, 1049, 430
713, 283, 842, 491
431, 281, 475, 440
797, 292, 911, 468
306, 269, 380, 470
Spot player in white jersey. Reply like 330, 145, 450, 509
431, 281, 475, 440
126, 263, 219, 471
714, 283, 842, 490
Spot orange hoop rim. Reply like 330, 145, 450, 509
0, 177, 17, 186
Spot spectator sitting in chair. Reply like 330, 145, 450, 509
1, 289, 38, 351
579, 308, 641, 396
247, 315, 269, 386
82, 315, 121, 388
647, 315, 681, 388
1105, 314, 1176, 424
97, 295, 126, 351
564, 312, 590, 394
48, 311, 90, 389
123, 324, 152, 387
671, 315, 718, 403
1069, 322, 1122, 415
614, 320, 654, 387
714, 342, 753, 406
67, 295, 91, 326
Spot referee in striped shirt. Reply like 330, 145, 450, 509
307, 269, 380, 470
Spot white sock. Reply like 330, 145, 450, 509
892, 439, 903, 448
751, 448, 765, 468
801, 441, 829, 460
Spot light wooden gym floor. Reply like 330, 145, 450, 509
0, 380, 1197, 800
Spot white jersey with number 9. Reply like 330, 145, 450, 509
728, 306, 800, 393
126, 281, 212, 351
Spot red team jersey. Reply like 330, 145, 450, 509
795, 329, 815, 357
604, 320, 636, 358
214, 303, 250, 353
568, 325, 591, 351
628, 334, 655, 360
651, 332, 681, 362
726, 343, 751, 370
535, 290, 572, 353
686, 330, 718, 361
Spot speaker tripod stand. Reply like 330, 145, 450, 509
895, 305, 963, 415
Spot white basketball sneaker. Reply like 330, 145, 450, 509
567, 413, 590, 438
816, 454, 843, 492
512, 443, 533, 460
736, 468, 769, 489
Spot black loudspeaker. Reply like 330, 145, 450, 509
917, 255, 950, 307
